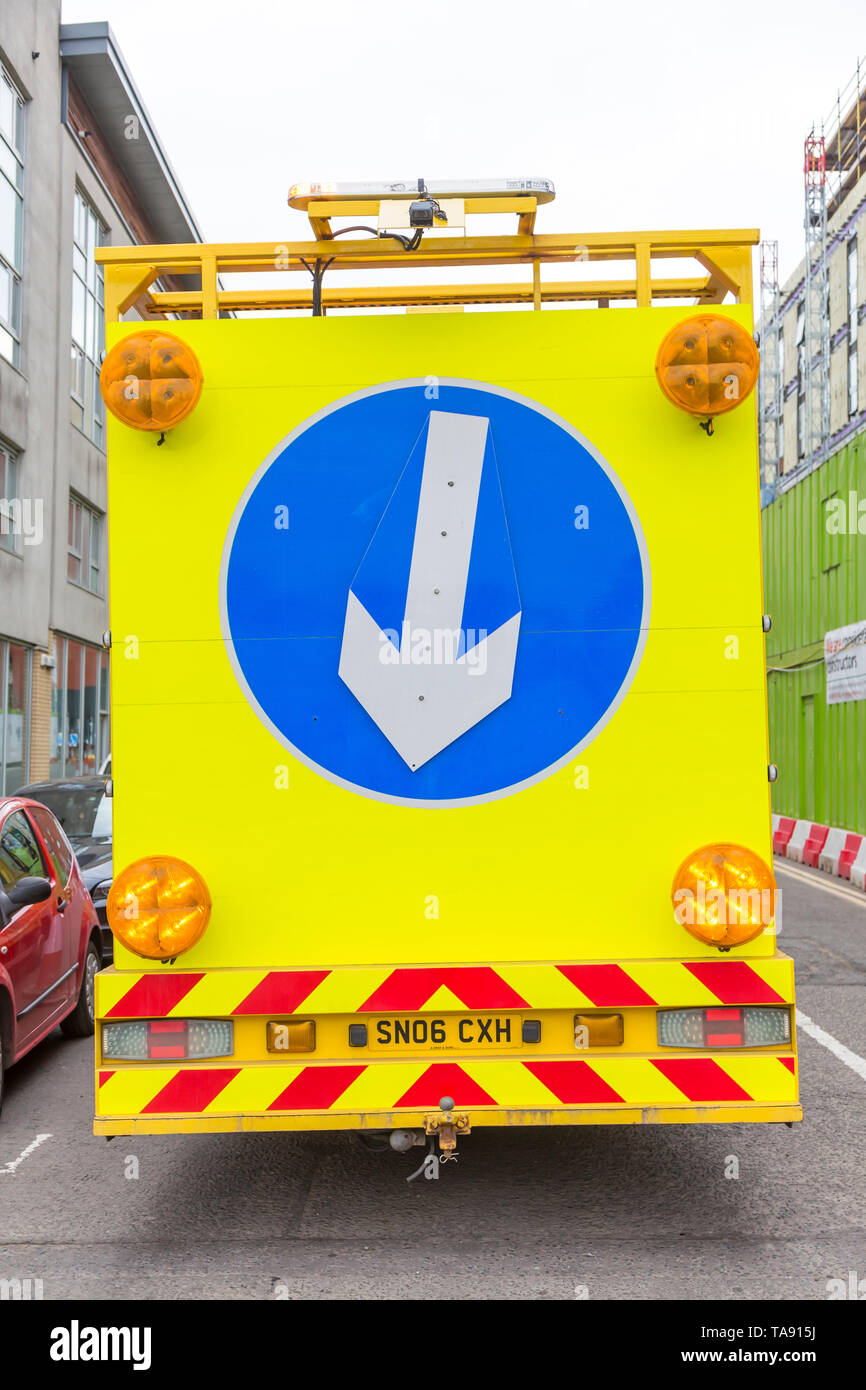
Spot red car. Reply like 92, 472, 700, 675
0, 795, 101, 1116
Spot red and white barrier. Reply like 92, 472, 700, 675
784, 820, 813, 863
851, 841, 866, 891
838, 834, 864, 880
772, 816, 797, 855
818, 827, 849, 874
773, 815, 866, 890
802, 824, 830, 867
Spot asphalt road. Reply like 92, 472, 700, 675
1, 862, 865, 1301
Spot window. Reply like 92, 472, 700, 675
26, 784, 104, 841
50, 636, 109, 778
0, 441, 19, 553
29, 805, 73, 885
0, 637, 31, 794
0, 809, 46, 891
70, 190, 105, 444
67, 493, 102, 592
848, 238, 858, 417
0, 64, 24, 367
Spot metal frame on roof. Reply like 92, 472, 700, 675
96, 193, 756, 321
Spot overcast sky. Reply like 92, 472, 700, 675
61, 0, 864, 299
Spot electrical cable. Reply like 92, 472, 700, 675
767, 625, 866, 674
323, 224, 424, 251
299, 256, 335, 316
301, 225, 426, 314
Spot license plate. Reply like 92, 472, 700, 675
369, 1015, 521, 1052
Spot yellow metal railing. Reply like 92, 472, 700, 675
96, 219, 758, 323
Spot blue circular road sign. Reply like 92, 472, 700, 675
220, 378, 650, 806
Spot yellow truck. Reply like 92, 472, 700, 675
93, 180, 799, 1163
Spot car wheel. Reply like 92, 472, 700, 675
60, 941, 100, 1039
0, 1028, 5, 1119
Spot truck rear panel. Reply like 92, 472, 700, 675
94, 276, 799, 1136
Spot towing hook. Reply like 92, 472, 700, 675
406, 1097, 472, 1181
423, 1095, 471, 1160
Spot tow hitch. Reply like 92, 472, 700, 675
407, 1095, 471, 1181
425, 1094, 471, 1157
408, 1095, 469, 1184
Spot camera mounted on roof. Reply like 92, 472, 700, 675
408, 178, 448, 229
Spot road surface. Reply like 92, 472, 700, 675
1, 859, 864, 1300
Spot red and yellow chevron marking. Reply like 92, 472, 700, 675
96, 956, 794, 1020
95, 1053, 798, 1122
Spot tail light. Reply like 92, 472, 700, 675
658, 1007, 790, 1049
574, 1014, 624, 1047
102, 1019, 234, 1060
267, 1020, 316, 1053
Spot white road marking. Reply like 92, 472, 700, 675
776, 861, 866, 1080
796, 1010, 866, 1084
774, 859, 866, 910
0, 1132, 53, 1175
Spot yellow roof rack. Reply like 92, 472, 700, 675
96, 204, 757, 321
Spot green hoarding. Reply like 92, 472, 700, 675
762, 432, 866, 833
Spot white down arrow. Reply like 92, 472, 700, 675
338, 410, 521, 770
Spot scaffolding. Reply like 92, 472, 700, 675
758, 239, 782, 500
825, 57, 866, 218
801, 132, 831, 476
758, 57, 866, 501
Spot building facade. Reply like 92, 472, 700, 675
0, 8, 202, 792
759, 63, 866, 834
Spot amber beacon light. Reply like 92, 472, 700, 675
99, 330, 203, 432
671, 843, 776, 950
655, 315, 759, 422
107, 856, 212, 961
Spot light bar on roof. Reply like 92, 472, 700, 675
288, 178, 556, 208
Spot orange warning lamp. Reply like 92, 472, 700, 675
655, 315, 759, 420
100, 330, 203, 431
107, 855, 212, 960
671, 843, 776, 950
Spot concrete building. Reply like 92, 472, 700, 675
759, 63, 866, 495
758, 61, 866, 835
0, 7, 202, 792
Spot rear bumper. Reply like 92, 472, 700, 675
94, 1101, 802, 1137
94, 954, 800, 1134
